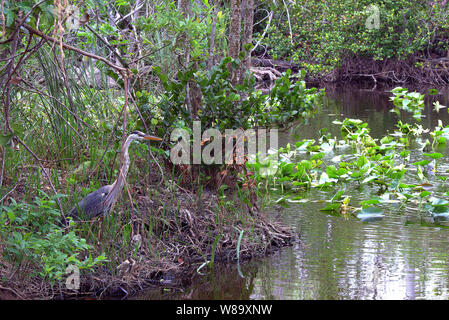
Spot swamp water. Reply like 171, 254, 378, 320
134, 85, 449, 300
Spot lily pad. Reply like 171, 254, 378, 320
413, 159, 431, 166
356, 207, 384, 222
423, 152, 444, 159
431, 198, 449, 207
320, 202, 340, 212
432, 211, 449, 223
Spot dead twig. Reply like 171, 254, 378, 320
0, 181, 20, 204
0, 285, 26, 300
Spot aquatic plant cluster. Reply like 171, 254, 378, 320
248, 88, 449, 223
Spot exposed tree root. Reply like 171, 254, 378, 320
250, 55, 449, 87
250, 66, 282, 82
336, 56, 449, 86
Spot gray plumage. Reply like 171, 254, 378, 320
67, 185, 113, 220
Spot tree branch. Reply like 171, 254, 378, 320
22, 23, 129, 75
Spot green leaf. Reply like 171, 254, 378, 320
400, 150, 410, 158
7, 211, 15, 222
360, 198, 381, 207
423, 153, 443, 159
5, 8, 16, 27
0, 134, 13, 147
310, 152, 325, 161
420, 191, 432, 198
320, 202, 340, 212
412, 160, 431, 166
330, 190, 345, 202
326, 165, 339, 178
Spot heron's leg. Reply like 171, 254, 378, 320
88, 218, 96, 239
97, 215, 106, 243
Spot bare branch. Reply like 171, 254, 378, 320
22, 23, 129, 74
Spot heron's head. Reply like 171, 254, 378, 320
130, 130, 162, 142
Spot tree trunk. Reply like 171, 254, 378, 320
178, 0, 192, 17
207, 3, 217, 70
178, 0, 202, 119
228, 0, 241, 84
242, 0, 254, 72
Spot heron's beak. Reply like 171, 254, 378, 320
144, 134, 162, 141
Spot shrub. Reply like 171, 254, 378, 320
0, 195, 107, 283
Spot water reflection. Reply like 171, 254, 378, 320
257, 203, 449, 299
132, 263, 258, 300
134, 85, 449, 300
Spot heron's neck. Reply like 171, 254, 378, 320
107, 136, 134, 205
102, 134, 138, 213
115, 136, 133, 188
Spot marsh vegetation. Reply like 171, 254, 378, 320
0, 0, 448, 300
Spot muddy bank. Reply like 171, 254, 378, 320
253, 54, 449, 87
334, 55, 449, 86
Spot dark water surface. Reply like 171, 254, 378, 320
134, 85, 449, 300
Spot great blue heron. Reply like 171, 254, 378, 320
65, 130, 162, 223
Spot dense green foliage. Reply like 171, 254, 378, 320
0, 0, 320, 293
1, 0, 449, 297
154, 59, 323, 135
0, 194, 106, 282
260, 0, 449, 75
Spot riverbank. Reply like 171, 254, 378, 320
253, 54, 449, 87
0, 177, 294, 299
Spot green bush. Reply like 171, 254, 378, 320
154, 57, 267, 133
0, 195, 107, 283
264, 70, 324, 124
154, 58, 323, 136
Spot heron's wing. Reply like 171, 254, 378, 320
68, 185, 113, 219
